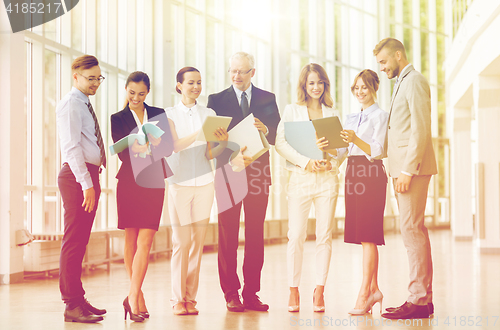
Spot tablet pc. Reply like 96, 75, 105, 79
196, 115, 233, 141
311, 116, 349, 149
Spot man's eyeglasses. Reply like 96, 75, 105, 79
78, 73, 105, 84
228, 68, 253, 76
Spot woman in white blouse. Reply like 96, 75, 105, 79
318, 69, 388, 315
275, 63, 340, 313
166, 67, 228, 315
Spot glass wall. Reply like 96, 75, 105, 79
22, 0, 450, 234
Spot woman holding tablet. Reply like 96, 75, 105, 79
318, 69, 388, 315
166, 67, 228, 315
275, 63, 340, 313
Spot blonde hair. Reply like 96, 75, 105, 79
351, 69, 380, 100
296, 63, 334, 108
373, 37, 407, 59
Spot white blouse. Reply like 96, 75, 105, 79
337, 102, 389, 161
165, 102, 216, 186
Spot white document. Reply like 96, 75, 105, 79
196, 115, 233, 141
227, 113, 270, 162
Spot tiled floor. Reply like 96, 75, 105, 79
1, 230, 499, 329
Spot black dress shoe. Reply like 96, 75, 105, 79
428, 302, 434, 314
386, 302, 434, 314
64, 305, 103, 323
382, 302, 430, 319
243, 295, 269, 312
226, 294, 245, 312
82, 298, 107, 315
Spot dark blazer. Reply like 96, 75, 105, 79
207, 85, 280, 184
110, 104, 174, 188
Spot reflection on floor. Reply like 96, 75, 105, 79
0, 230, 499, 330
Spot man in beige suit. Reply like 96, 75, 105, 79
374, 38, 438, 319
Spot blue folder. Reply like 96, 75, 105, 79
284, 121, 323, 160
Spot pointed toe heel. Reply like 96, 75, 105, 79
123, 297, 145, 322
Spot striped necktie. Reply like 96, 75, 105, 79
87, 102, 107, 168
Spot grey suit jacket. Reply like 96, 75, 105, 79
387, 64, 438, 178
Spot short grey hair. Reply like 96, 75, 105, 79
229, 52, 255, 69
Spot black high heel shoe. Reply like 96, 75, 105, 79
123, 297, 145, 322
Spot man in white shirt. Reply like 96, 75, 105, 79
56, 55, 107, 323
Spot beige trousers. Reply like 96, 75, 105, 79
393, 175, 433, 305
168, 182, 214, 306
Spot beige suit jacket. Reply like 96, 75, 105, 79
387, 64, 438, 178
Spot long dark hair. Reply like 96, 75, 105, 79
176, 67, 200, 94
123, 71, 150, 108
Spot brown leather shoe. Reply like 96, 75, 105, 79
173, 303, 188, 315
226, 294, 245, 312
386, 302, 434, 314
64, 305, 103, 323
243, 295, 269, 312
382, 302, 430, 319
82, 298, 107, 315
185, 302, 199, 315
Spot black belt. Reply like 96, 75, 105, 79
63, 162, 102, 173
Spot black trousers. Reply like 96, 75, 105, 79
58, 163, 101, 305
215, 162, 270, 301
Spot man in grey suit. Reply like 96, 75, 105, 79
374, 38, 438, 319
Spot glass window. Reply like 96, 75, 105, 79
25, 42, 33, 232
420, 31, 429, 78
71, 1, 83, 51
404, 27, 413, 63
349, 8, 363, 69
117, 1, 127, 70
317, 0, 326, 59
335, 66, 342, 114
185, 10, 199, 66
44, 50, 58, 187
334, 3, 342, 63
206, 20, 218, 97
436, 0, 445, 33
206, 0, 222, 19
299, 0, 309, 53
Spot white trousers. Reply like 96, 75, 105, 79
168, 182, 214, 306
286, 171, 339, 287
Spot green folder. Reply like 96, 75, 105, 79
109, 122, 165, 157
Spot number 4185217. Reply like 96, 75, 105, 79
6, 2, 62, 14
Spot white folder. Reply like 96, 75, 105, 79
227, 114, 270, 162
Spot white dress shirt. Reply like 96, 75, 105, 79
233, 84, 252, 107
233, 84, 269, 136
337, 102, 389, 161
56, 87, 102, 190
166, 102, 215, 186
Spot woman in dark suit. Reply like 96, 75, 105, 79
110, 71, 174, 322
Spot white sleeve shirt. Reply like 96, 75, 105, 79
56, 87, 102, 190
336, 103, 389, 161
165, 102, 215, 186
